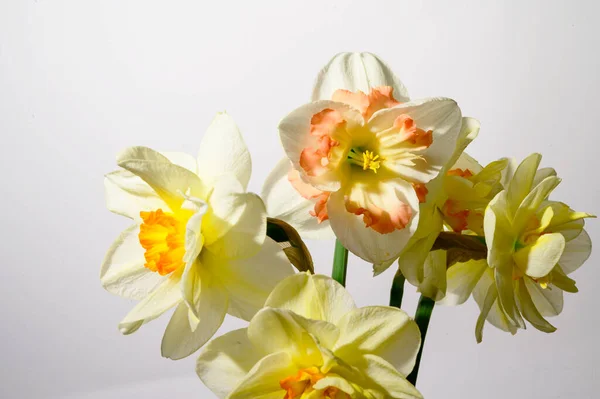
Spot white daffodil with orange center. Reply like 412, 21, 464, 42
196, 273, 422, 399
278, 54, 463, 264
438, 154, 594, 341
101, 113, 293, 359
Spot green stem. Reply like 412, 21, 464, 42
389, 270, 406, 308
406, 295, 435, 386
332, 239, 349, 286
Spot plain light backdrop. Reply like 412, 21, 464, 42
1, 1, 599, 398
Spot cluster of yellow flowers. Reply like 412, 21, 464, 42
101, 53, 593, 398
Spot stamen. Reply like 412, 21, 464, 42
347, 148, 384, 173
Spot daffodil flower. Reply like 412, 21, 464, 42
277, 52, 463, 264
196, 273, 422, 399
443, 154, 593, 341
101, 113, 293, 359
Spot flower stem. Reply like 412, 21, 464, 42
332, 239, 348, 286
407, 295, 435, 386
389, 270, 406, 308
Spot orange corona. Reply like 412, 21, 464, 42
138, 209, 191, 275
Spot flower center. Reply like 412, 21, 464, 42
347, 148, 383, 173
138, 208, 191, 275
280, 367, 349, 399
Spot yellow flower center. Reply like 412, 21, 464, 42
347, 148, 383, 173
280, 367, 349, 399
138, 209, 191, 275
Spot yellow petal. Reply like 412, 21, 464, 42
354, 354, 423, 399
333, 306, 420, 377
558, 229, 592, 274
228, 352, 296, 399
513, 176, 561, 235
442, 259, 488, 306
265, 273, 356, 325
516, 279, 556, 333
506, 153, 541, 217
513, 232, 565, 278
196, 328, 263, 399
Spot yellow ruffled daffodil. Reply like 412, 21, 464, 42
277, 52, 463, 264
443, 153, 593, 341
101, 113, 294, 359
196, 273, 423, 399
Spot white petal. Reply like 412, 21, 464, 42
327, 179, 420, 264
278, 100, 362, 192
559, 228, 592, 274
196, 328, 263, 399
209, 238, 294, 321
118, 271, 182, 334
441, 259, 488, 306
197, 112, 252, 190
203, 175, 266, 257
333, 306, 420, 377
100, 224, 166, 300
311, 52, 410, 102
261, 158, 334, 239
161, 275, 229, 360
160, 151, 198, 174
104, 170, 168, 220
117, 146, 208, 209
265, 273, 356, 325
371, 97, 462, 183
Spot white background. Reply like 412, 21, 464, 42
1, 1, 599, 398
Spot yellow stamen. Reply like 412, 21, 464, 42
280, 367, 350, 399
347, 148, 384, 173
138, 209, 191, 275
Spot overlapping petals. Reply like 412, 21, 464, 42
277, 52, 463, 264
101, 113, 293, 359
197, 273, 422, 399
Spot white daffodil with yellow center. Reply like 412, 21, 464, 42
441, 153, 593, 341
277, 53, 463, 264
101, 113, 293, 359
196, 273, 422, 399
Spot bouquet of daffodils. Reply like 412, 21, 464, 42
101, 53, 594, 398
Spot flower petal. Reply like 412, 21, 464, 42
101, 224, 166, 300
442, 259, 488, 306
311, 52, 410, 102
514, 232, 565, 278
265, 273, 356, 325
261, 158, 334, 239
117, 146, 208, 210
558, 228, 592, 274
160, 151, 198, 174
104, 170, 168, 220
197, 112, 252, 190
327, 179, 420, 264
203, 175, 266, 257
278, 100, 362, 192
208, 238, 294, 321
196, 328, 264, 399
474, 282, 498, 343
228, 352, 296, 399
247, 308, 323, 367
161, 274, 229, 360
370, 98, 462, 183
516, 279, 556, 333
505, 153, 541, 216
333, 306, 420, 377
472, 268, 518, 338
118, 270, 182, 334
513, 176, 561, 235
525, 278, 563, 317
353, 354, 422, 399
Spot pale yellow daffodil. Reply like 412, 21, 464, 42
276, 52, 463, 264
443, 153, 593, 341
101, 113, 293, 359
196, 273, 422, 399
